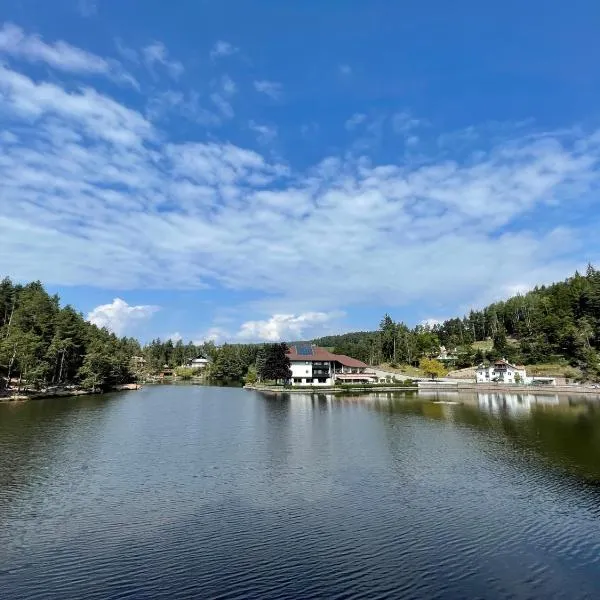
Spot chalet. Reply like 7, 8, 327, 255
476, 359, 556, 386
185, 357, 210, 370
436, 345, 458, 365
286, 344, 377, 386
131, 356, 146, 367
476, 359, 527, 384
159, 365, 174, 378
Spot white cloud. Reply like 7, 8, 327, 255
421, 318, 444, 328
0, 60, 599, 321
87, 299, 160, 335
0, 23, 136, 87
114, 38, 139, 63
0, 64, 153, 145
194, 327, 229, 345
77, 0, 98, 17
220, 74, 237, 96
142, 41, 184, 79
345, 113, 367, 130
249, 120, 277, 145
237, 313, 335, 342
167, 332, 183, 343
210, 92, 234, 118
146, 90, 222, 127
254, 80, 283, 100
392, 111, 423, 134
210, 40, 238, 59
205, 75, 237, 120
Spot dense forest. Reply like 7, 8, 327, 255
3, 266, 600, 392
0, 278, 141, 392
315, 265, 600, 380
0, 277, 265, 392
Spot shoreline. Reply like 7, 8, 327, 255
246, 385, 420, 394
0, 383, 142, 403
247, 381, 600, 396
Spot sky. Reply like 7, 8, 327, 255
1, 0, 600, 343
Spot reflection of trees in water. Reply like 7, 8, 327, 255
366, 392, 600, 483
259, 390, 600, 483
0, 394, 119, 516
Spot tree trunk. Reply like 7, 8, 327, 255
4, 302, 14, 339
6, 345, 16, 387
58, 350, 66, 384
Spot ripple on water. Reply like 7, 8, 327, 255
2, 388, 600, 599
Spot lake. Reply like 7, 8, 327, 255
2, 386, 600, 599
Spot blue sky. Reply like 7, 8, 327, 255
1, 0, 600, 343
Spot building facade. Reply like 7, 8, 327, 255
186, 357, 209, 370
476, 359, 556, 385
286, 344, 377, 386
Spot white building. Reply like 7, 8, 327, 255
186, 357, 209, 370
286, 344, 377, 386
476, 359, 556, 386
476, 359, 527, 384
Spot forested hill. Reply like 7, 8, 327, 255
313, 266, 600, 380
0, 278, 142, 391
3, 266, 600, 391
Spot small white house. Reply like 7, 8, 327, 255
186, 357, 209, 370
476, 360, 557, 386
476, 359, 528, 384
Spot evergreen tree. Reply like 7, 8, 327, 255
259, 343, 291, 383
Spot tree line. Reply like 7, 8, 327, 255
4, 266, 600, 391
314, 265, 600, 380
0, 279, 140, 392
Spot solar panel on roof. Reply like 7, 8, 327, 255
296, 345, 313, 356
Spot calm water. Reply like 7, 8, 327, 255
2, 387, 600, 599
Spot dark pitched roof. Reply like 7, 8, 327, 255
286, 345, 368, 368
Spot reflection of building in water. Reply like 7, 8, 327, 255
478, 392, 559, 415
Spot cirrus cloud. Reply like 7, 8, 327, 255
0, 22, 137, 87
0, 28, 599, 327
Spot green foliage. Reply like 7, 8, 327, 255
175, 366, 196, 380
208, 344, 246, 385
0, 278, 136, 392
308, 266, 600, 381
419, 357, 447, 379
6, 266, 600, 390
257, 343, 292, 383
244, 365, 258, 385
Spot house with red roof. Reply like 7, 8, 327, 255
286, 344, 377, 386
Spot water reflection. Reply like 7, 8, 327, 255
259, 390, 600, 484
477, 392, 559, 415
4, 387, 600, 599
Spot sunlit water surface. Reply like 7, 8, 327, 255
2, 386, 600, 599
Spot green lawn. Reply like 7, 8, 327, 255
378, 363, 426, 377
525, 363, 581, 378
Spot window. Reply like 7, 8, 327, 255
293, 378, 302, 384
318, 378, 327, 383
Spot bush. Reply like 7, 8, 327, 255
244, 366, 258, 385
175, 367, 195, 380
